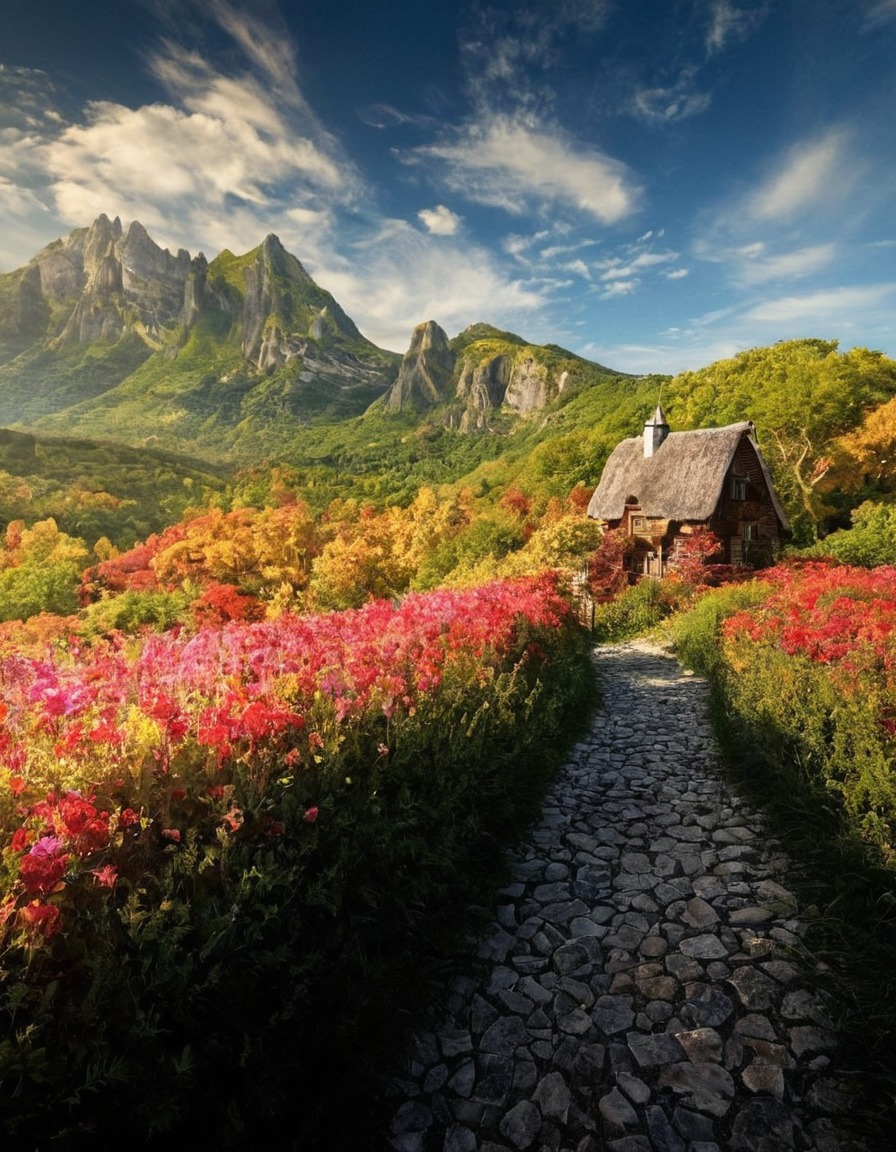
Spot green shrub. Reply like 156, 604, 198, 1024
592, 578, 671, 641
665, 579, 772, 676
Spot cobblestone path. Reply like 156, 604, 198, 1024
385, 640, 865, 1152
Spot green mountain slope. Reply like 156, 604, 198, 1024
0, 218, 401, 460
0, 427, 230, 549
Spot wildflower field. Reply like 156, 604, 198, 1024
0, 573, 592, 1149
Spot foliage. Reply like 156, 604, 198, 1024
663, 340, 896, 542
664, 579, 773, 677
591, 578, 672, 641
586, 527, 632, 597
0, 519, 89, 621
806, 501, 896, 567
0, 429, 229, 552
0, 575, 593, 1148
672, 560, 896, 857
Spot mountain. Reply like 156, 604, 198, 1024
382, 320, 627, 431
0, 216, 635, 465
0, 216, 401, 458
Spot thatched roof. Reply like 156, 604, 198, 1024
587, 421, 790, 530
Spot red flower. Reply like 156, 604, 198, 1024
19, 837, 69, 894
303, 806, 319, 824
91, 864, 118, 888
19, 900, 62, 939
161, 828, 181, 843
9, 827, 34, 853
222, 808, 244, 832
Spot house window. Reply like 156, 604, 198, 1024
742, 521, 758, 541
631, 515, 646, 532
731, 473, 747, 500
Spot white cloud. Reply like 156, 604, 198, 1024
417, 205, 462, 235
667, 268, 689, 279
706, 1, 767, 55
409, 115, 641, 225
748, 131, 850, 222
745, 284, 895, 323
600, 279, 638, 298
564, 259, 592, 279
738, 242, 836, 285
0, 17, 367, 272
313, 221, 545, 350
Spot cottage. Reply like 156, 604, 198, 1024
586, 406, 790, 576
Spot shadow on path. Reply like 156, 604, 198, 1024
383, 640, 867, 1152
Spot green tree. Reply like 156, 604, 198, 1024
664, 341, 896, 542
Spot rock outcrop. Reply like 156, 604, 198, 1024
385, 320, 456, 411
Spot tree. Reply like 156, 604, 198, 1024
664, 341, 896, 542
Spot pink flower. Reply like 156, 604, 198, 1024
161, 828, 181, 843
91, 864, 118, 888
303, 807, 319, 824
28, 834, 65, 859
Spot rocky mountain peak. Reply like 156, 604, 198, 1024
384, 321, 455, 412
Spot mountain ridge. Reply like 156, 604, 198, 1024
0, 216, 630, 462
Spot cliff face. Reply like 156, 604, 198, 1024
34, 215, 195, 347
379, 321, 607, 428
384, 321, 456, 411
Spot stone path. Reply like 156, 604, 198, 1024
384, 640, 866, 1152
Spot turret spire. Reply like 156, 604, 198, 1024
643, 403, 670, 458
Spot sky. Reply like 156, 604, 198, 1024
1, 0, 895, 374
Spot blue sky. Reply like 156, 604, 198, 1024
1, 0, 894, 373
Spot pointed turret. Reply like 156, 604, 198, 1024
643, 403, 670, 458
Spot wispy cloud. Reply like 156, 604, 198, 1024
747, 130, 851, 222
862, 0, 896, 30
460, 0, 611, 115
738, 242, 836, 285
633, 67, 712, 123
586, 235, 681, 297
706, 1, 768, 55
408, 115, 640, 225
745, 283, 895, 323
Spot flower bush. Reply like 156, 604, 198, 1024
671, 560, 896, 860
0, 573, 592, 1148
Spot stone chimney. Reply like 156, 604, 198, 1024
643, 404, 670, 458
